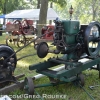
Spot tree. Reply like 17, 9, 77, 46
49, 0, 67, 7
38, 0, 67, 35
38, 0, 48, 35
0, 0, 30, 15
72, 0, 100, 23
52, 0, 100, 24
0, 0, 28, 24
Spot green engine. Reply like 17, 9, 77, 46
26, 6, 100, 95
37, 18, 100, 61
52, 19, 82, 60
62, 20, 80, 44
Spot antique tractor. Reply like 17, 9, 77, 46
6, 19, 37, 47
24, 10, 100, 94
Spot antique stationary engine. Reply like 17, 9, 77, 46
37, 18, 100, 60
24, 6, 100, 95
36, 6, 100, 60
0, 45, 17, 87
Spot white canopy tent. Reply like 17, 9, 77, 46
5, 8, 58, 20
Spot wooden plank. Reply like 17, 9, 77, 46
25, 35, 36, 38
0, 80, 24, 94
0, 74, 25, 94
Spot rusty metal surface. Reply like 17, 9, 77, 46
6, 24, 19, 31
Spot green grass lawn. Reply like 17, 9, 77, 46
0, 33, 100, 100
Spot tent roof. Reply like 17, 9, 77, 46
0, 14, 5, 18
5, 8, 58, 20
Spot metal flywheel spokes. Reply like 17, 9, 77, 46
84, 21, 100, 57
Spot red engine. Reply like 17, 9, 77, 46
41, 25, 54, 40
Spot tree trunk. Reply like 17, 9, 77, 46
36, 0, 41, 32
38, 0, 48, 35
93, 10, 96, 21
49, 2, 53, 25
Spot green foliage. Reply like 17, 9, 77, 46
0, 24, 2, 27
0, 0, 29, 14
53, 0, 100, 24
53, 0, 71, 20
49, 0, 67, 7
72, 0, 100, 23
1, 0, 100, 24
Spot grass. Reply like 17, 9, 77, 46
0, 33, 100, 100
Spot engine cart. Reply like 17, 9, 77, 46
24, 7, 100, 96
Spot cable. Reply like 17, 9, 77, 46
17, 53, 37, 61
4, 30, 54, 64
78, 83, 95, 100
35, 90, 44, 100
3, 34, 44, 65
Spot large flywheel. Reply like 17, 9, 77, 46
84, 21, 100, 57
0, 45, 17, 88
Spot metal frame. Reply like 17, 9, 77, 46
28, 56, 100, 86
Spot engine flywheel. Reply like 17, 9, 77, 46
84, 21, 100, 57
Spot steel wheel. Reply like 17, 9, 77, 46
29, 26, 34, 35
24, 77, 34, 95
78, 73, 85, 87
6, 38, 12, 46
13, 20, 22, 32
6, 34, 13, 46
84, 21, 100, 57
17, 35, 26, 47
21, 20, 30, 35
